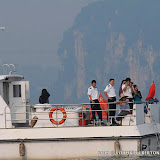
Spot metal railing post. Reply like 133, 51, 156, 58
4, 106, 7, 128
108, 104, 110, 124
82, 105, 84, 126
56, 105, 58, 127
94, 119, 95, 126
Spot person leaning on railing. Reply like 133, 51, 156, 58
116, 93, 130, 122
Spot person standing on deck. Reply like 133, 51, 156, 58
133, 85, 142, 103
122, 78, 134, 111
104, 79, 118, 125
39, 89, 50, 104
87, 80, 103, 124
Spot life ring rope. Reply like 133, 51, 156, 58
49, 107, 67, 125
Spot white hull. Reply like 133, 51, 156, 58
0, 139, 141, 159
0, 124, 160, 159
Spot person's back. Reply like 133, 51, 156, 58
39, 89, 50, 104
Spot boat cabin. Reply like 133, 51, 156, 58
0, 64, 30, 127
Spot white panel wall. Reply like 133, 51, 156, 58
149, 104, 160, 123
0, 82, 3, 97
135, 104, 145, 125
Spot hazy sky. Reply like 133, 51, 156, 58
0, 0, 98, 103
0, 0, 96, 67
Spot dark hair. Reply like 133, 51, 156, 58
133, 85, 137, 89
126, 77, 131, 82
110, 78, 114, 82
41, 89, 50, 97
39, 89, 50, 104
121, 80, 126, 85
91, 80, 96, 84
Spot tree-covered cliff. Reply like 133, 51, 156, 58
56, 0, 160, 103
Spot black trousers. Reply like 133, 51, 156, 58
128, 98, 133, 110
116, 110, 130, 121
108, 97, 116, 123
90, 99, 102, 121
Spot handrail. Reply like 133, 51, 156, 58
9, 101, 150, 108
2, 101, 160, 129
7, 101, 157, 108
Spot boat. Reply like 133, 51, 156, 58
0, 64, 159, 160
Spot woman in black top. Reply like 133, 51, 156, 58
39, 89, 50, 104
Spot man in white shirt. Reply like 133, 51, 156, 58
87, 80, 102, 122
104, 78, 117, 125
122, 77, 134, 111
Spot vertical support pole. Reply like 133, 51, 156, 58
108, 102, 110, 124
82, 105, 84, 126
93, 119, 95, 126
56, 105, 58, 128
4, 106, 6, 128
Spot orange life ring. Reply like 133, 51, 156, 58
49, 107, 67, 125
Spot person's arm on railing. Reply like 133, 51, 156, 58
114, 100, 129, 105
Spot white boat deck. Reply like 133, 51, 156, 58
0, 123, 159, 141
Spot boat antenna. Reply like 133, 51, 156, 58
0, 27, 6, 74
0, 26, 18, 74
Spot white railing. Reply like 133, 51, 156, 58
3, 101, 160, 129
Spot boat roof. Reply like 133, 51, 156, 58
0, 75, 24, 82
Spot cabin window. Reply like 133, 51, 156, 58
13, 85, 21, 97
